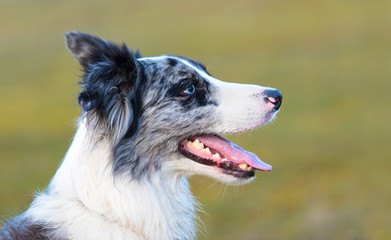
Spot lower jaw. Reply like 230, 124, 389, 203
252, 113, 276, 130
221, 168, 255, 178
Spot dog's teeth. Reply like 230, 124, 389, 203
191, 139, 204, 150
212, 153, 221, 160
238, 163, 248, 170
203, 148, 212, 155
195, 143, 204, 150
247, 166, 253, 171
221, 158, 228, 162
191, 138, 204, 149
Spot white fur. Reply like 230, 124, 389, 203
25, 120, 198, 240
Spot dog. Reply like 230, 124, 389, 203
1, 31, 282, 240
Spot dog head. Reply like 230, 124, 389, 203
65, 31, 282, 185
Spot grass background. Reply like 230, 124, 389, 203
0, 0, 390, 239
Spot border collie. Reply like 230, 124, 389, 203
1, 32, 282, 240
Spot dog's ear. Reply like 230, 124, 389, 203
65, 31, 142, 142
65, 31, 142, 69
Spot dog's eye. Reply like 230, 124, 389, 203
183, 84, 196, 95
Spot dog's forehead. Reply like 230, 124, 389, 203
138, 55, 210, 79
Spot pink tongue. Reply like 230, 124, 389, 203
196, 135, 272, 171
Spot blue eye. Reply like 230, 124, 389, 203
183, 84, 196, 95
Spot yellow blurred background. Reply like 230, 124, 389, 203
1, 0, 390, 239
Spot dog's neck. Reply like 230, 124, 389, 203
26, 121, 198, 240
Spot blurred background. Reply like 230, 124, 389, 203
0, 0, 390, 239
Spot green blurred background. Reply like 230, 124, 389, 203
1, 0, 390, 239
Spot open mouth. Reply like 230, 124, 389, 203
179, 134, 272, 178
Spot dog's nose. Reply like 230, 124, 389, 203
263, 89, 283, 110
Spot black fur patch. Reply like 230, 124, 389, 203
122, 63, 146, 140
1, 215, 56, 240
167, 78, 194, 97
167, 58, 178, 67
66, 31, 141, 140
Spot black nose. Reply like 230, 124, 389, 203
263, 89, 283, 110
